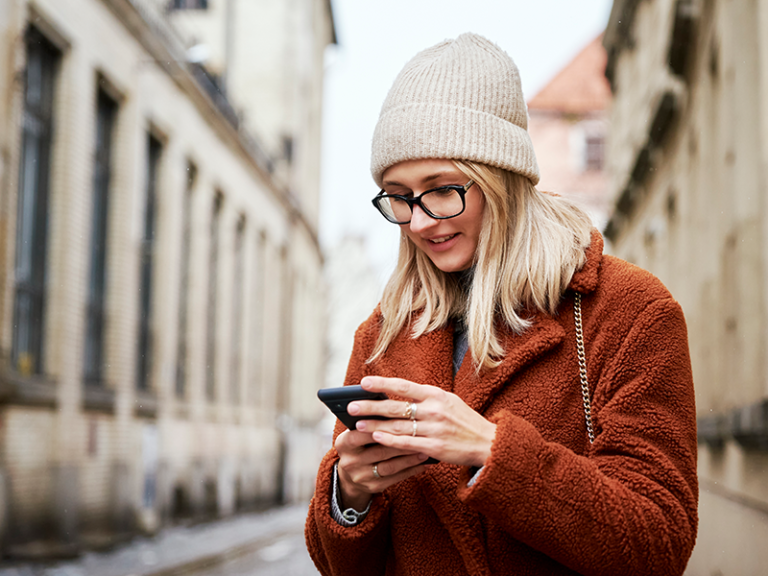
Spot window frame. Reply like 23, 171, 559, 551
83, 88, 118, 387
136, 134, 163, 391
205, 193, 223, 401
175, 162, 196, 398
12, 26, 61, 377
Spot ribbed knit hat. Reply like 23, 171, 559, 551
371, 33, 540, 187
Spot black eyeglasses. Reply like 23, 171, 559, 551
371, 180, 475, 225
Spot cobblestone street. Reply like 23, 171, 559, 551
0, 505, 319, 576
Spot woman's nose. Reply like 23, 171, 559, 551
408, 204, 437, 234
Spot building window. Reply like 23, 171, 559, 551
12, 27, 60, 376
250, 231, 266, 405
171, 0, 208, 9
231, 216, 245, 404
585, 134, 605, 171
275, 245, 292, 413
84, 89, 118, 386
137, 135, 162, 390
206, 193, 222, 401
175, 163, 196, 398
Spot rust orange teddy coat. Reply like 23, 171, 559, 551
306, 234, 698, 576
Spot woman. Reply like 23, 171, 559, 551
306, 33, 698, 576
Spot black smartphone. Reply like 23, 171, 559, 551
317, 385, 438, 464
317, 385, 389, 431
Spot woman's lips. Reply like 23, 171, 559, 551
425, 233, 460, 252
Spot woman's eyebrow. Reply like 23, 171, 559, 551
383, 172, 459, 188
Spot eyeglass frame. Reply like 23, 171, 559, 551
371, 179, 475, 225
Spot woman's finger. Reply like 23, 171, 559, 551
370, 430, 433, 456
352, 452, 428, 484
344, 454, 428, 490
376, 452, 429, 477
360, 442, 423, 465
348, 398, 415, 419
336, 429, 423, 462
356, 415, 427, 437
360, 376, 439, 402
334, 429, 375, 450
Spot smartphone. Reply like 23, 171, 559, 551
317, 385, 438, 464
317, 385, 389, 431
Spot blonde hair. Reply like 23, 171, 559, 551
370, 161, 594, 371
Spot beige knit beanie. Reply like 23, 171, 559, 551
371, 33, 540, 187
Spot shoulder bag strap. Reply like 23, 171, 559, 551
574, 292, 595, 444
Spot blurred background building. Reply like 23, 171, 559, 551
0, 0, 333, 557
603, 0, 768, 573
528, 35, 613, 232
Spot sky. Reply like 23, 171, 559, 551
319, 0, 614, 283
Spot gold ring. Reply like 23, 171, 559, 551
372, 464, 381, 479
412, 420, 418, 437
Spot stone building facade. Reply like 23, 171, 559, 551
0, 0, 333, 556
528, 36, 613, 232
603, 0, 768, 573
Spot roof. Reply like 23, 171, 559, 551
528, 35, 612, 113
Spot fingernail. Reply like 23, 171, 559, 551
347, 402, 360, 415
372, 431, 383, 442
355, 421, 366, 431
361, 377, 372, 388
418, 453, 428, 461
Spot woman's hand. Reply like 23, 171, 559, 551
334, 428, 429, 511
349, 376, 497, 468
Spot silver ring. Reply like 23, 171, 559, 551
412, 419, 418, 437
372, 464, 381, 479
410, 402, 418, 420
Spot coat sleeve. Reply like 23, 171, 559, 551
456, 298, 698, 576
305, 313, 394, 576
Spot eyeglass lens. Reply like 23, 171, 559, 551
378, 187, 465, 223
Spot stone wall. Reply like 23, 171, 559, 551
603, 0, 768, 573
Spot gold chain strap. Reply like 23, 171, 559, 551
573, 292, 595, 444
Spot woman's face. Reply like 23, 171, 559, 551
382, 159, 485, 273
